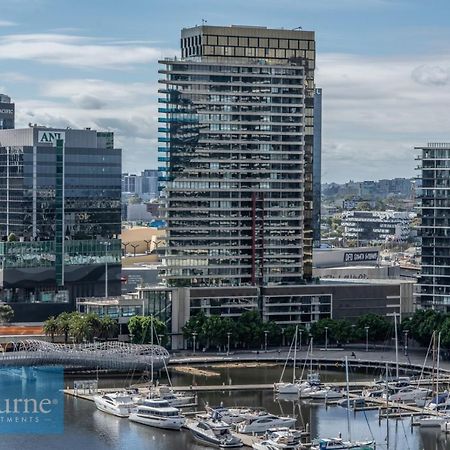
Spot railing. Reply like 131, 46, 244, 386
0, 340, 170, 371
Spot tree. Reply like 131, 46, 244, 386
100, 316, 119, 340
128, 316, 166, 344
356, 314, 392, 342
43, 316, 58, 342
0, 304, 14, 324
56, 312, 72, 343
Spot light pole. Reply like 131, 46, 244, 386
365, 326, 370, 352
192, 332, 197, 354
264, 330, 269, 352
281, 328, 285, 347
309, 333, 313, 355
404, 330, 409, 356
227, 332, 231, 355
325, 326, 328, 351
100, 241, 111, 298
299, 329, 302, 351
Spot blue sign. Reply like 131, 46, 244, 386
0, 366, 64, 434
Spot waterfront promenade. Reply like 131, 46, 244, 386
169, 347, 450, 374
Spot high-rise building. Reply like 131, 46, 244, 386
122, 170, 159, 200
416, 142, 450, 311
0, 94, 15, 129
0, 126, 122, 320
313, 88, 322, 246
158, 25, 316, 287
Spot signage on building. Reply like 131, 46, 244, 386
343, 251, 379, 263
0, 109, 13, 114
37, 131, 65, 146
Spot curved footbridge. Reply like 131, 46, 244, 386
0, 340, 170, 370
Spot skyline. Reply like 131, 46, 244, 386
0, 0, 449, 183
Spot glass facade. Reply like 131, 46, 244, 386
159, 25, 316, 288
416, 143, 450, 310
0, 128, 122, 305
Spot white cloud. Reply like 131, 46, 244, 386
316, 52, 450, 182
0, 33, 176, 69
0, 20, 16, 27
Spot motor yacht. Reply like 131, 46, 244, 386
387, 387, 431, 402
311, 437, 375, 450
128, 398, 185, 430
187, 417, 243, 448
205, 405, 266, 424
308, 387, 344, 400
236, 413, 296, 434
252, 428, 303, 450
93, 392, 136, 418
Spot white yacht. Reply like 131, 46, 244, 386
308, 387, 344, 400
187, 418, 243, 448
129, 398, 185, 430
93, 392, 136, 418
252, 428, 303, 450
275, 373, 321, 396
205, 405, 266, 424
147, 385, 196, 407
236, 414, 296, 434
388, 387, 431, 402
415, 414, 450, 428
311, 437, 375, 450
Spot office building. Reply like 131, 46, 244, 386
0, 126, 122, 320
341, 210, 415, 245
416, 142, 450, 310
122, 169, 159, 200
0, 94, 14, 130
158, 24, 317, 288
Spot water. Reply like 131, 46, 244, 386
0, 365, 448, 450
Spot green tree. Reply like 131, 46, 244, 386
128, 316, 166, 344
43, 316, 58, 342
0, 304, 14, 324
56, 312, 72, 343
182, 312, 208, 349
356, 314, 392, 342
100, 316, 119, 340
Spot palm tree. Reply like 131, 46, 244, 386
100, 316, 119, 340
56, 312, 71, 343
43, 316, 58, 342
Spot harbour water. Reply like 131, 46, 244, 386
0, 365, 448, 450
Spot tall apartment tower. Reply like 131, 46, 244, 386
416, 142, 450, 311
313, 88, 322, 246
159, 25, 316, 287
0, 94, 15, 129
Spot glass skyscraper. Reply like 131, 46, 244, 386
158, 25, 317, 288
416, 142, 450, 310
0, 126, 121, 319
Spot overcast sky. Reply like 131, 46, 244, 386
0, 0, 448, 183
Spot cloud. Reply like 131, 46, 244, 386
0, 33, 176, 69
316, 52, 450, 182
0, 20, 16, 27
411, 65, 450, 87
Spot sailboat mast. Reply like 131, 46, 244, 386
345, 356, 351, 440
293, 325, 298, 382
437, 331, 441, 401
394, 313, 399, 380
150, 315, 154, 386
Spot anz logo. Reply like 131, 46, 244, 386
37, 131, 65, 145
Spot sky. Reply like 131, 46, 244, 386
0, 0, 449, 183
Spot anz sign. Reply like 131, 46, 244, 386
37, 131, 65, 146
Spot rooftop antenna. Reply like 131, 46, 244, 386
201, 18, 207, 25
293, 26, 303, 30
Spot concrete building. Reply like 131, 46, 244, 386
0, 126, 122, 320
416, 142, 450, 310
0, 94, 14, 130
341, 210, 415, 245
159, 24, 317, 288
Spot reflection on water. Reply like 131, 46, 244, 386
0, 365, 449, 450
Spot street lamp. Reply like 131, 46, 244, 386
227, 332, 231, 355
281, 328, 285, 347
158, 334, 164, 346
299, 329, 302, 351
100, 241, 111, 298
192, 332, 197, 355
325, 326, 329, 351
309, 333, 313, 355
404, 330, 409, 356
264, 330, 269, 352
365, 326, 370, 352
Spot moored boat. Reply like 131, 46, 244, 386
93, 392, 136, 418
187, 418, 243, 448
128, 398, 185, 430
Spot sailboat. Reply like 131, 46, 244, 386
313, 357, 375, 450
274, 328, 320, 396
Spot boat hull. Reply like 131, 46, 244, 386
129, 413, 184, 430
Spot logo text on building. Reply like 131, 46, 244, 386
37, 131, 65, 146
